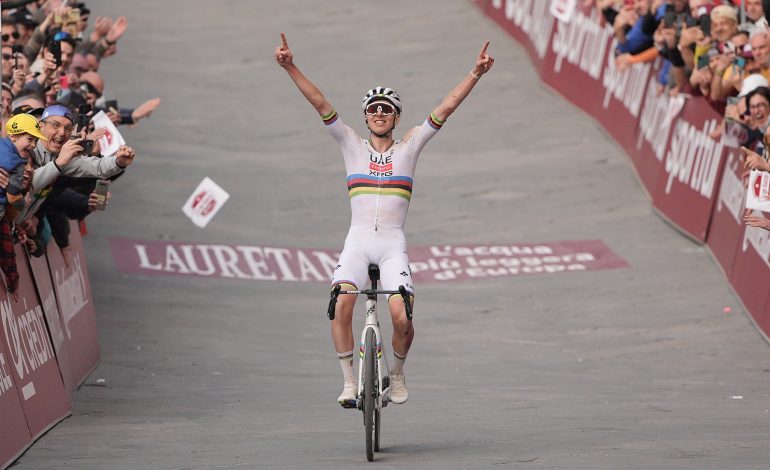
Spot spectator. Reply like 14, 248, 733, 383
8, 8, 38, 46
742, 0, 768, 33
1, 22, 20, 48
613, 0, 657, 55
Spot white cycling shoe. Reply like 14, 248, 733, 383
338, 377, 358, 408
389, 373, 408, 404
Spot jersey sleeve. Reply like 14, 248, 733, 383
405, 112, 443, 157
322, 109, 359, 152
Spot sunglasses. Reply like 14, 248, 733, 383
365, 102, 396, 116
1, 32, 20, 41
1, 54, 11, 61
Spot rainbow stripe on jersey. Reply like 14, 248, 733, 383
347, 174, 413, 201
428, 112, 444, 130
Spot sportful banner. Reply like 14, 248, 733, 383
109, 238, 628, 283
472, 0, 770, 338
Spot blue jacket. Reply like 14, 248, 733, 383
0, 138, 27, 205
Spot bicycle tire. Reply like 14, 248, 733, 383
364, 328, 376, 461
374, 409, 380, 452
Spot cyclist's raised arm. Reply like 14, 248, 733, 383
430, 41, 494, 124
275, 33, 334, 118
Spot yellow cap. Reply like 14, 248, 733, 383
6, 114, 47, 141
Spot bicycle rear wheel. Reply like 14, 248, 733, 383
364, 328, 376, 461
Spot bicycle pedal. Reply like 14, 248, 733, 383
339, 399, 357, 409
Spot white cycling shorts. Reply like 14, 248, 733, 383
331, 226, 415, 297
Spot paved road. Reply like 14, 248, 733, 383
12, 1, 770, 469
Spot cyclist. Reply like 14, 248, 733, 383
275, 33, 494, 407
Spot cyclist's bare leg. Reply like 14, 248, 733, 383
388, 295, 413, 404
333, 289, 358, 406
388, 295, 414, 356
332, 291, 357, 354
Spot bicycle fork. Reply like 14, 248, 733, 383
357, 297, 391, 409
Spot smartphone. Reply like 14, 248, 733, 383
76, 113, 90, 132
697, 54, 710, 69
700, 15, 711, 37
50, 40, 62, 67
78, 104, 92, 115
105, 99, 118, 113
735, 56, 746, 69
93, 180, 109, 210
11, 45, 23, 69
685, 15, 697, 28
58, 74, 69, 89
663, 11, 676, 28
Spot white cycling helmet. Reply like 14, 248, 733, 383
362, 87, 402, 114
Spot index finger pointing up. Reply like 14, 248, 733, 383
479, 41, 490, 57
281, 32, 289, 49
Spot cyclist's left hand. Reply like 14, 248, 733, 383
472, 41, 494, 78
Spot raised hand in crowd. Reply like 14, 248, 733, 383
106, 16, 129, 44
744, 212, 770, 231
116, 145, 136, 168
131, 97, 161, 122
89, 16, 113, 43
87, 127, 108, 155
741, 146, 770, 172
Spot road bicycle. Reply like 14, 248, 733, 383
327, 264, 413, 462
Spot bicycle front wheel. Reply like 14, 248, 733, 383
364, 328, 376, 462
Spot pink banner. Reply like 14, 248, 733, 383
0, 245, 70, 437
28, 253, 76, 400
650, 99, 725, 240
46, 221, 100, 387
109, 237, 628, 283
0, 310, 32, 469
707, 150, 746, 276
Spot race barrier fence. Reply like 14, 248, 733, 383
472, 0, 770, 339
1, 220, 99, 469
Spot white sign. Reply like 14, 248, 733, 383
91, 110, 126, 157
550, 0, 577, 23
182, 177, 230, 228
745, 170, 770, 212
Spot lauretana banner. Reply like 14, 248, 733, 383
473, 0, 770, 339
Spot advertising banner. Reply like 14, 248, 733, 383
0, 246, 70, 437
0, 316, 32, 470
28, 253, 76, 400
650, 99, 726, 242
707, 150, 746, 277
46, 221, 100, 386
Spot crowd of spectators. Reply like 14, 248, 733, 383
581, 0, 770, 230
1, 0, 160, 298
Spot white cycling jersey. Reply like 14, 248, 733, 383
324, 110, 443, 293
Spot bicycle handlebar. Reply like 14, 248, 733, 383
326, 285, 413, 320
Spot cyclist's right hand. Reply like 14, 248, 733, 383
274, 32, 293, 68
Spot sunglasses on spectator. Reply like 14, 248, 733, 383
1, 32, 20, 41
365, 102, 396, 115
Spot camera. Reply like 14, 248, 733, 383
11, 45, 23, 69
